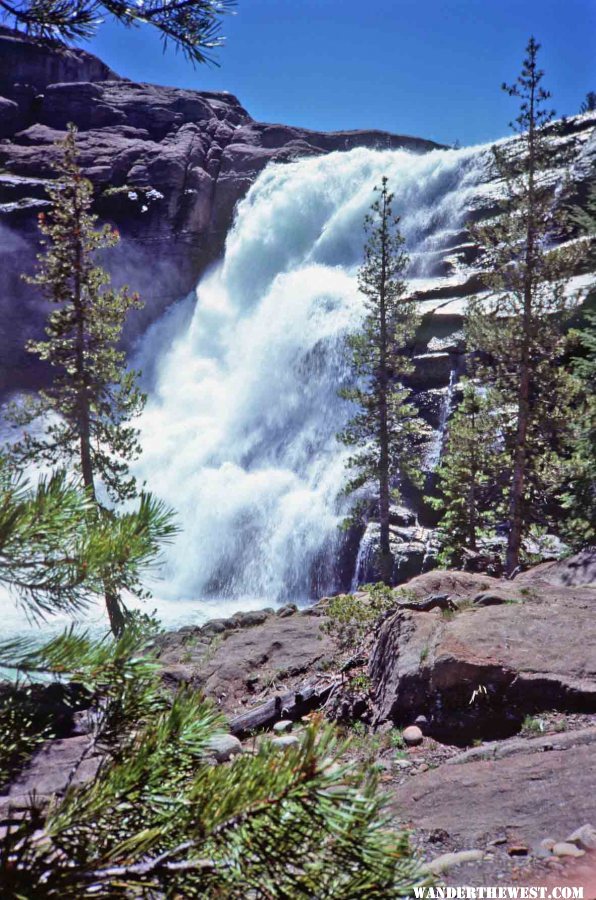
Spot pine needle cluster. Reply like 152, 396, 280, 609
0, 629, 423, 898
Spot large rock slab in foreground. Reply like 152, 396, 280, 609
391, 728, 596, 885
370, 571, 596, 743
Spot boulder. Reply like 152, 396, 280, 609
402, 725, 424, 746
186, 614, 334, 714
270, 734, 300, 750
515, 547, 596, 588
370, 574, 596, 743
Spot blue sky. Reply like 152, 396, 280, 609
87, 0, 596, 147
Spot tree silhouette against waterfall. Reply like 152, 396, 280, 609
339, 177, 422, 585
7, 126, 171, 634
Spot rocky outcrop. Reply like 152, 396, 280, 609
369, 568, 596, 744
0, 27, 442, 390
153, 604, 334, 716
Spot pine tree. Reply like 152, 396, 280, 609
0, 457, 176, 622
432, 381, 503, 566
0, 0, 235, 65
562, 180, 596, 544
339, 177, 422, 584
467, 38, 582, 574
0, 629, 423, 898
9, 126, 150, 633
580, 91, 596, 114
564, 307, 596, 544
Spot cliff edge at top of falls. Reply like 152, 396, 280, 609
0, 27, 446, 388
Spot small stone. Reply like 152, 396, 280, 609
271, 735, 300, 750
414, 715, 429, 731
403, 725, 424, 747
565, 824, 596, 851
204, 734, 243, 763
425, 849, 484, 875
273, 719, 293, 734
552, 842, 585, 859
418, 763, 430, 773
394, 759, 413, 769
539, 838, 556, 852
276, 604, 297, 618
201, 620, 227, 636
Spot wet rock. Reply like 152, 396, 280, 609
201, 619, 228, 636
229, 610, 270, 629
276, 604, 297, 617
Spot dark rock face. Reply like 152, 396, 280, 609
0, 28, 443, 390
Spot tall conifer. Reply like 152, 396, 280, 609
339, 177, 422, 584
9, 126, 150, 633
467, 38, 582, 573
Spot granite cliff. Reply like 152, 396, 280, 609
0, 26, 441, 389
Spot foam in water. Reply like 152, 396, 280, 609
132, 144, 489, 615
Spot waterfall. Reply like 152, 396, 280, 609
134, 143, 489, 613
425, 359, 462, 475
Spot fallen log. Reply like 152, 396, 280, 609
397, 593, 458, 613
228, 680, 336, 738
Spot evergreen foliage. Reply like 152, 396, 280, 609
0, 0, 235, 65
466, 37, 582, 573
7, 126, 168, 634
562, 303, 596, 545
580, 91, 596, 114
0, 629, 423, 898
339, 177, 422, 583
560, 181, 595, 545
431, 381, 502, 566
10, 126, 145, 506
0, 458, 175, 621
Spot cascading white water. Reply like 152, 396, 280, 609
134, 144, 490, 614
